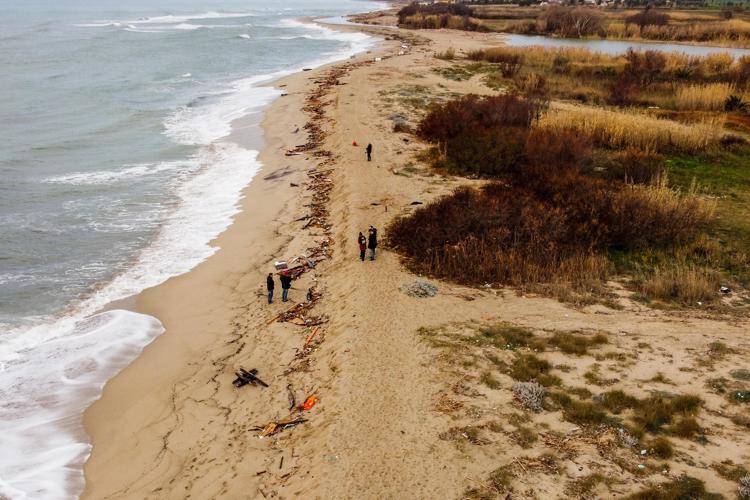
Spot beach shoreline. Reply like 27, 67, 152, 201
80, 9, 750, 498
80, 14, 398, 499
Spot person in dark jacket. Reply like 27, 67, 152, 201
280, 271, 292, 302
358, 232, 367, 261
266, 273, 275, 304
366, 143, 372, 162
367, 226, 378, 261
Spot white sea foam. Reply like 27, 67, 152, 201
164, 77, 280, 145
43, 160, 194, 186
0, 311, 164, 500
131, 11, 256, 24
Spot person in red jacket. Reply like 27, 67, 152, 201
358, 232, 367, 261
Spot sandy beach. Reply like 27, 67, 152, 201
82, 12, 750, 500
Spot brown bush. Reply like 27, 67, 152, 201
418, 95, 544, 176
524, 127, 592, 171
397, 2, 472, 24
442, 126, 528, 177
544, 7, 605, 38
603, 148, 665, 184
467, 49, 525, 77
387, 173, 713, 287
625, 8, 670, 31
624, 49, 667, 87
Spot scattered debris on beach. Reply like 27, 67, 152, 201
254, 417, 308, 438
232, 368, 269, 388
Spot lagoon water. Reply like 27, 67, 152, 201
0, 1, 380, 498
503, 33, 750, 58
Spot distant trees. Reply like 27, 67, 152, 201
544, 6, 605, 38
397, 2, 473, 25
625, 7, 670, 32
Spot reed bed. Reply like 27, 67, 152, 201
538, 104, 725, 153
673, 83, 736, 111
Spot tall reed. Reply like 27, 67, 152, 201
538, 104, 725, 153
673, 83, 736, 111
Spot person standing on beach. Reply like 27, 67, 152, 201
358, 232, 367, 262
368, 226, 378, 261
366, 143, 373, 162
266, 273, 275, 304
280, 271, 292, 302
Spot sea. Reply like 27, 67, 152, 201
0, 1, 381, 498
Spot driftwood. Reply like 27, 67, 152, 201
287, 384, 296, 410
254, 417, 308, 437
233, 368, 269, 388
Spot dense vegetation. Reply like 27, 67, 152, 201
390, 6, 750, 306
400, 2, 750, 46
390, 94, 717, 298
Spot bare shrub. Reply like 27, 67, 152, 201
418, 94, 540, 145
603, 148, 665, 184
442, 125, 528, 177
512, 381, 546, 412
544, 6, 605, 38
417, 95, 543, 176
524, 127, 591, 170
435, 47, 455, 60
623, 49, 667, 87
625, 8, 670, 32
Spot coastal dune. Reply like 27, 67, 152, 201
83, 19, 750, 500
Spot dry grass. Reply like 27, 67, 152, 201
638, 263, 721, 305
435, 47, 456, 61
538, 104, 726, 153
673, 83, 737, 111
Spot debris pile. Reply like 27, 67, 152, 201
401, 281, 438, 298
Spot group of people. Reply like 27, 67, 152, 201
266, 270, 293, 304
265, 143, 380, 305
358, 226, 378, 262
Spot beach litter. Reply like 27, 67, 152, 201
267, 300, 328, 327
233, 368, 269, 388
300, 395, 318, 411
255, 416, 308, 437
400, 281, 437, 298
274, 261, 288, 270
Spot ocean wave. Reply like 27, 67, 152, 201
0, 310, 164, 500
131, 11, 257, 24
164, 77, 280, 145
0, 141, 262, 498
43, 160, 195, 186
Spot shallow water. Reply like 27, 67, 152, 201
503, 33, 750, 58
0, 0, 382, 498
